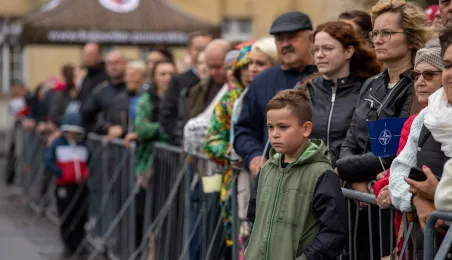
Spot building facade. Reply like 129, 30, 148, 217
0, 0, 380, 92
174, 0, 377, 41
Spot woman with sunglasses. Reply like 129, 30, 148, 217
300, 21, 380, 168
374, 47, 443, 258
335, 0, 431, 258
389, 28, 452, 258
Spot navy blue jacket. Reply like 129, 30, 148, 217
233, 65, 317, 171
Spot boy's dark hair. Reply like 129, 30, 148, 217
266, 88, 312, 125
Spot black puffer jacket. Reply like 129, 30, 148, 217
105, 90, 142, 137
337, 70, 414, 182
80, 81, 126, 134
308, 75, 366, 167
79, 62, 109, 106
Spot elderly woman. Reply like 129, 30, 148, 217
203, 45, 252, 254
388, 27, 452, 258
230, 37, 278, 158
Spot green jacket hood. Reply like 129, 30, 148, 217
268, 139, 331, 168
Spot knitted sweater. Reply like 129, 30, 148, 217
389, 109, 426, 212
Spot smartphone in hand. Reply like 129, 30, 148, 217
408, 167, 427, 182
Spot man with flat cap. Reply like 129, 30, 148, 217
234, 11, 317, 177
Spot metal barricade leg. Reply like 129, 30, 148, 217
231, 169, 239, 260
347, 199, 353, 260
353, 203, 360, 260
379, 209, 383, 259
368, 206, 374, 260
390, 209, 394, 260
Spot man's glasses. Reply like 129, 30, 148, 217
409, 70, 442, 81
369, 29, 405, 43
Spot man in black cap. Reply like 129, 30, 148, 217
234, 11, 317, 177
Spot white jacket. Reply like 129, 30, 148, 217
435, 159, 452, 211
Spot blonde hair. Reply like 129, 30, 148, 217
371, 0, 432, 60
126, 60, 146, 77
252, 37, 279, 65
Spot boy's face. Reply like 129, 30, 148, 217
267, 106, 312, 157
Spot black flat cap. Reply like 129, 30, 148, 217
269, 11, 313, 35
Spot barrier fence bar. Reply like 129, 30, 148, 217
6, 124, 452, 260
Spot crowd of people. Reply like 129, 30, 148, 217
6, 0, 452, 259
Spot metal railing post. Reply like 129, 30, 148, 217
231, 168, 240, 260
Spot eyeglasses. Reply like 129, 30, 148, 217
369, 30, 405, 43
409, 70, 442, 81
312, 45, 342, 56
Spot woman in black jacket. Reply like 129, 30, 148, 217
337, 0, 431, 190
335, 0, 431, 258
303, 21, 380, 167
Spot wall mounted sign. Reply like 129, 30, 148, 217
98, 0, 140, 13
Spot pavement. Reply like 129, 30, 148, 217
0, 185, 67, 260
0, 159, 102, 260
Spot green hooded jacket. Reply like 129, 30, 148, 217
245, 139, 333, 260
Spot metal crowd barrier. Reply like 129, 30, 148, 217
6, 123, 452, 260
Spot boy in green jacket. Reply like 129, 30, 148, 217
245, 88, 347, 260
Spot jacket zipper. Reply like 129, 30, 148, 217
265, 170, 284, 260
376, 78, 406, 116
72, 144, 82, 182
326, 85, 337, 149
368, 93, 383, 106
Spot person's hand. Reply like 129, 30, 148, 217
413, 196, 436, 230
376, 170, 388, 181
46, 130, 61, 146
107, 126, 124, 139
435, 219, 448, 236
46, 122, 57, 132
249, 156, 266, 178
136, 175, 149, 189
125, 132, 138, 148
404, 165, 438, 201
376, 185, 392, 209
36, 122, 46, 134
352, 182, 370, 208
226, 144, 233, 157
22, 118, 36, 129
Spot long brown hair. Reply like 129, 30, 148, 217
313, 21, 381, 79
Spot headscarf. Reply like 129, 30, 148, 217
232, 44, 252, 88
224, 50, 239, 69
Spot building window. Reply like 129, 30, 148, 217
221, 18, 253, 42
10, 46, 22, 86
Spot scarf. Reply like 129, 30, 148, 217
424, 88, 452, 158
